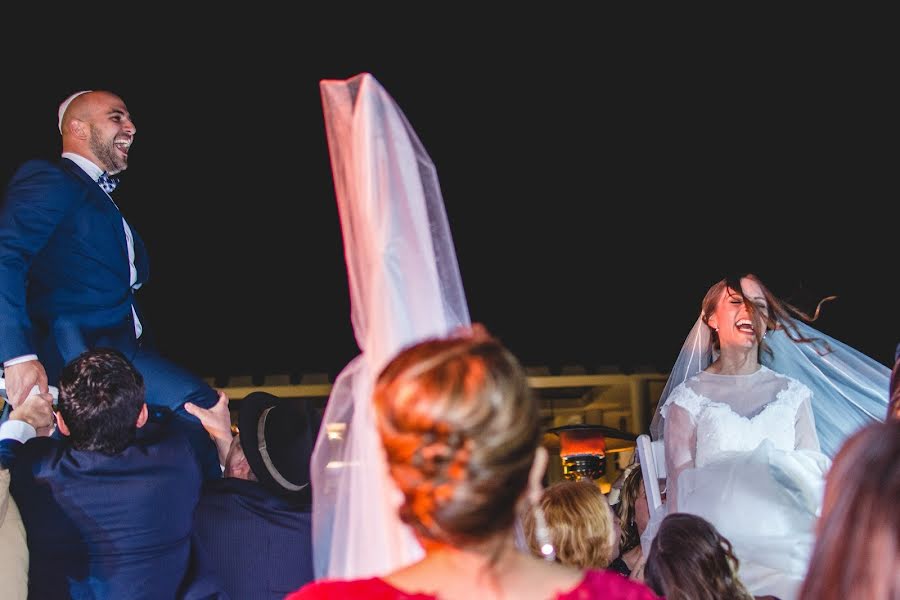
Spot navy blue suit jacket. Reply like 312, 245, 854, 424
0, 158, 222, 479
2, 424, 210, 599
0, 158, 148, 382
192, 478, 314, 600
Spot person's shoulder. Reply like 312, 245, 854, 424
661, 379, 708, 416
286, 577, 393, 600
570, 569, 660, 599
3, 436, 66, 478
9, 159, 66, 181
134, 424, 200, 469
763, 366, 813, 401
8, 435, 63, 460
6, 159, 83, 197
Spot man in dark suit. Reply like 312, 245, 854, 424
0, 348, 220, 599
0, 89, 218, 477
186, 391, 317, 599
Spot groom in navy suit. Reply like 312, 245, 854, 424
0, 90, 219, 478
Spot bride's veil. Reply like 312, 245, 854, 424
311, 73, 470, 579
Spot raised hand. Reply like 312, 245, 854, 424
184, 390, 233, 443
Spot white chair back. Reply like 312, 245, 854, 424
636, 433, 666, 521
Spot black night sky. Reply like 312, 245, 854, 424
2, 24, 894, 383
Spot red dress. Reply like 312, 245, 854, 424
286, 569, 659, 599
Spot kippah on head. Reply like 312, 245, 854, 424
58, 90, 93, 134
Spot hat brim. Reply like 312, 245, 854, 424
238, 391, 317, 498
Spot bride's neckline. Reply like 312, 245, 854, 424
701, 365, 769, 378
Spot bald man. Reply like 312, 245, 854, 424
0, 90, 220, 479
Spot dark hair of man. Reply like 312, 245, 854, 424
57, 348, 145, 454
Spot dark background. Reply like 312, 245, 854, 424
2, 24, 894, 382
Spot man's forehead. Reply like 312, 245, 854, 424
93, 93, 129, 113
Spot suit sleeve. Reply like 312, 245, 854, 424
0, 162, 78, 361
0, 439, 24, 470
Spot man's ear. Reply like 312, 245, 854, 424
136, 403, 148, 429
70, 119, 88, 140
55, 411, 70, 437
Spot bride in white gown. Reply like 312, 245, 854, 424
649, 274, 890, 600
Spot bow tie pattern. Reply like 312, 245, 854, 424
98, 171, 120, 194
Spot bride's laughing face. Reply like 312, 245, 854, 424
708, 277, 769, 351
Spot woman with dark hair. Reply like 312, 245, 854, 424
798, 420, 900, 600
644, 512, 756, 600
289, 328, 658, 599
649, 274, 890, 599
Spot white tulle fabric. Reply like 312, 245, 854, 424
311, 73, 470, 580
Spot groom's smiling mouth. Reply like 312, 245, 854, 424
114, 138, 132, 156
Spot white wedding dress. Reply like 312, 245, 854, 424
660, 365, 830, 600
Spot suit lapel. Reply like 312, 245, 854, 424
60, 158, 130, 257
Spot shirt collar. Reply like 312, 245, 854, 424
62, 152, 105, 182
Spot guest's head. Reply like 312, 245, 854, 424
798, 420, 900, 600
615, 464, 649, 554
644, 513, 754, 600
523, 480, 618, 569
374, 325, 544, 549
229, 392, 317, 502
56, 348, 147, 454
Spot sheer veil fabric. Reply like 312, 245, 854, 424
311, 73, 471, 580
650, 315, 890, 458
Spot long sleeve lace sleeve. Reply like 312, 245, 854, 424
662, 402, 696, 513
794, 389, 821, 452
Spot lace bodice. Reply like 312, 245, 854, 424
665, 376, 808, 467
661, 365, 819, 468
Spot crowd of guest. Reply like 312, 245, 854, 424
0, 349, 317, 599
1, 331, 898, 598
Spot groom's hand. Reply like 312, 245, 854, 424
4, 360, 49, 408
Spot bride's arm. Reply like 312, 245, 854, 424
662, 403, 696, 513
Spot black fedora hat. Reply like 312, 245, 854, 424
238, 391, 318, 498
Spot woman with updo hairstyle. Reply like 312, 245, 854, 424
289, 327, 659, 599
